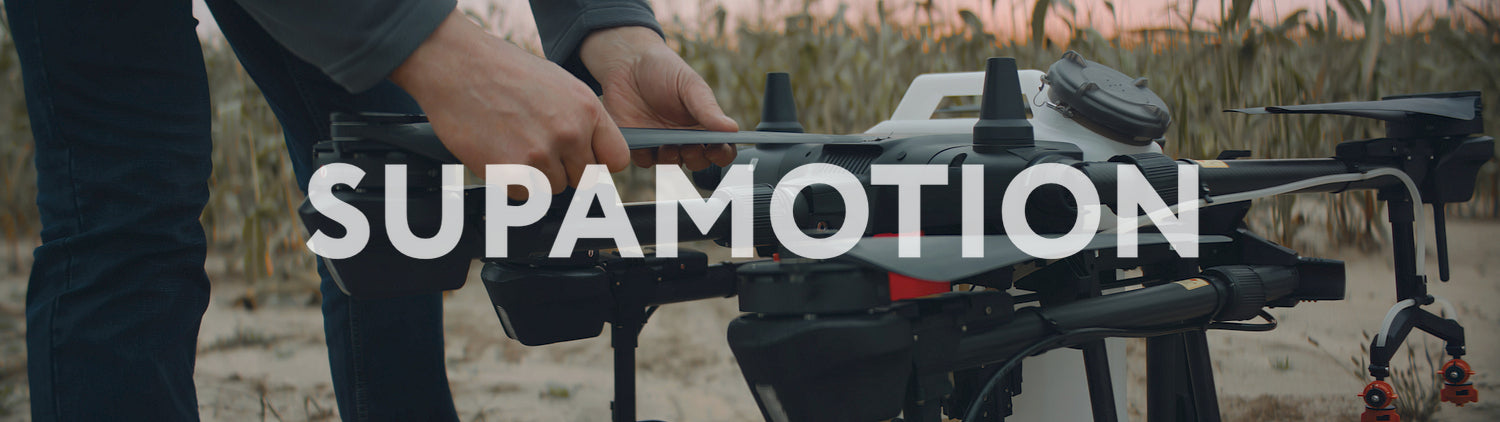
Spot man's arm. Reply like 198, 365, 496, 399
577, 26, 738, 169
529, 0, 663, 93
230, 1, 629, 193
231, 0, 456, 93
530, 1, 738, 169
388, 10, 629, 194
230, 0, 663, 95
232, 0, 731, 191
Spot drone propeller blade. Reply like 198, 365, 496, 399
337, 122, 877, 165
1227, 92, 1479, 121
619, 128, 877, 149
838, 234, 1231, 281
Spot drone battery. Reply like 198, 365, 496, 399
728, 311, 913, 422
480, 262, 611, 346
300, 190, 472, 298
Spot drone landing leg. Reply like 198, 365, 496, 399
1360, 190, 1478, 418
1384, 194, 1427, 301
609, 266, 656, 422
611, 311, 642, 422
1181, 332, 1223, 421
612, 323, 638, 422
1146, 332, 1222, 422
1082, 340, 1120, 422
1080, 252, 1119, 422
901, 382, 945, 422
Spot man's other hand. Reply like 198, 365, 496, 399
390, 11, 630, 197
579, 26, 739, 171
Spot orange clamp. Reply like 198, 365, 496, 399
1359, 380, 1400, 422
1439, 359, 1478, 406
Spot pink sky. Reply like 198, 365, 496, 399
195, 0, 1469, 46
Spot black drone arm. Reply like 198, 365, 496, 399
329, 112, 877, 165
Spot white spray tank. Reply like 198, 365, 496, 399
863, 52, 1176, 421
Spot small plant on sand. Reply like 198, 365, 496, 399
0, 383, 15, 417
200, 326, 283, 353
1270, 355, 1293, 371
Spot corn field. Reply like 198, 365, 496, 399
1, 1, 1497, 284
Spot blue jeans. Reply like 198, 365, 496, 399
8, 0, 458, 420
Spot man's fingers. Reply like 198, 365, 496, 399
706, 144, 736, 167
631, 149, 656, 168
679, 144, 711, 171
507, 184, 533, 201
679, 74, 739, 132
657, 145, 681, 165
591, 110, 630, 173
631, 144, 732, 168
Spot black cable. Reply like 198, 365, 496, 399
960, 324, 1203, 421
1023, 307, 1066, 335
961, 328, 1115, 421
1206, 310, 1278, 332
1011, 292, 1039, 303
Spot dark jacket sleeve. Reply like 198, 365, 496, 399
232, 0, 457, 93
529, 0, 664, 93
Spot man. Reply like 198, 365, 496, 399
7, 0, 735, 419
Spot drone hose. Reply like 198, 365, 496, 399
951, 263, 1311, 371
951, 264, 1312, 420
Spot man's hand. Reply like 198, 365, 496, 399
390, 11, 629, 196
579, 26, 738, 171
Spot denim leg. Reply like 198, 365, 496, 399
204, 1, 458, 421
7, 0, 212, 420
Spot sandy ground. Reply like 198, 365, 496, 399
1, 221, 1499, 421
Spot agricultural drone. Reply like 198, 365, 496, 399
299, 51, 1492, 421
